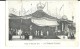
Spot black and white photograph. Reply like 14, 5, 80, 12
5, 0, 79, 47
8, 1, 76, 40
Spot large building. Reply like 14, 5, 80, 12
9, 2, 76, 39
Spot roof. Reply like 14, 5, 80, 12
9, 14, 21, 19
9, 10, 58, 20
31, 10, 57, 20
60, 18, 73, 24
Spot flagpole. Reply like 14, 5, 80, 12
20, 0, 22, 30
59, 4, 64, 16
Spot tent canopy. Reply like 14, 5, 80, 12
31, 18, 59, 27
31, 10, 59, 27
31, 10, 57, 19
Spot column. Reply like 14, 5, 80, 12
47, 31, 49, 36
55, 26, 58, 32
62, 23, 64, 31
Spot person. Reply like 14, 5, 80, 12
24, 32, 29, 39
9, 30, 12, 40
68, 32, 75, 39
17, 29, 23, 39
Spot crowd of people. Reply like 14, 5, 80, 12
9, 28, 30, 40
9, 24, 76, 40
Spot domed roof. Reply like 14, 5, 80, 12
62, 15, 68, 20
31, 10, 57, 20
37, 2, 45, 10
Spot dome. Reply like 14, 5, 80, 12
37, 2, 45, 10
62, 15, 68, 20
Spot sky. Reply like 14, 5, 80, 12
8, 1, 77, 22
